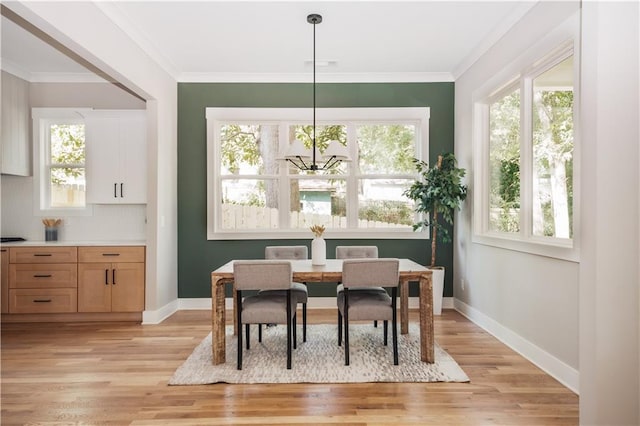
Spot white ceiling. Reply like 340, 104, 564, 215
1, 1, 537, 83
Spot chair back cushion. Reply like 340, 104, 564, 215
342, 258, 400, 288
233, 260, 292, 291
265, 245, 308, 260
336, 245, 378, 259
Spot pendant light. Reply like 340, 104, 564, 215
283, 13, 351, 171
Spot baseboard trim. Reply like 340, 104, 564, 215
142, 299, 179, 324
453, 298, 579, 394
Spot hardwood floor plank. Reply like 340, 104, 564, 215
1, 309, 578, 425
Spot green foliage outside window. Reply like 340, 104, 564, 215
50, 124, 85, 185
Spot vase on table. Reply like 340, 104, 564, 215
311, 236, 326, 265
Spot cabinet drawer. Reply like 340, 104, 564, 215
9, 264, 77, 289
78, 246, 145, 263
9, 288, 77, 313
10, 247, 77, 264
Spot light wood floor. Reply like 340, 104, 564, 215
1, 309, 578, 425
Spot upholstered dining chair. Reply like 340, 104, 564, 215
337, 258, 400, 366
261, 246, 309, 342
336, 245, 387, 331
234, 260, 297, 370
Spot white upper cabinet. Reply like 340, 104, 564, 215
85, 110, 147, 204
1, 72, 31, 176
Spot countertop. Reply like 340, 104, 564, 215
1, 240, 146, 248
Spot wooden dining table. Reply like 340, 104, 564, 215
210, 258, 434, 365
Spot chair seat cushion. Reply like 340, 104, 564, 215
241, 293, 298, 324
336, 284, 386, 295
337, 291, 393, 321
258, 282, 308, 303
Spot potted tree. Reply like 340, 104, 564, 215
404, 153, 467, 314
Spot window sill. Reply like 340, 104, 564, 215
472, 232, 579, 262
208, 229, 430, 241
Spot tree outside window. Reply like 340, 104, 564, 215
211, 108, 427, 237
481, 50, 574, 244
49, 123, 85, 208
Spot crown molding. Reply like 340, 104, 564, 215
452, 1, 538, 79
178, 71, 454, 83
0, 60, 31, 81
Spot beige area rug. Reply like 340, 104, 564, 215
169, 323, 469, 385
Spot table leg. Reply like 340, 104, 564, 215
211, 275, 226, 365
232, 281, 238, 336
419, 272, 435, 363
400, 279, 409, 334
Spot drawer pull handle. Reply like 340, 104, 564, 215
33, 274, 52, 278
33, 299, 52, 303
102, 253, 120, 257
33, 254, 53, 257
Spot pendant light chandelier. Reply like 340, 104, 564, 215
283, 13, 351, 171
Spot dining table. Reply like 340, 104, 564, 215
210, 258, 434, 365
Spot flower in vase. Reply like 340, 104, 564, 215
310, 224, 325, 238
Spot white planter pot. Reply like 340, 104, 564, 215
430, 266, 445, 315
311, 237, 326, 265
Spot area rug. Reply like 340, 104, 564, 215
169, 323, 469, 385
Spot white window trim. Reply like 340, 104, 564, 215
206, 107, 430, 240
32, 108, 93, 217
471, 12, 580, 262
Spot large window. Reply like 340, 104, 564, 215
32, 108, 92, 215
207, 107, 430, 239
474, 44, 577, 258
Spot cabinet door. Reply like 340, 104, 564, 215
111, 263, 145, 312
1, 249, 9, 314
85, 111, 146, 204
1, 72, 30, 176
78, 263, 112, 312
85, 116, 121, 204
119, 114, 147, 203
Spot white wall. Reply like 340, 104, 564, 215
579, 2, 639, 425
4, 1, 178, 316
1, 174, 146, 241
1, 79, 147, 242
454, 1, 580, 391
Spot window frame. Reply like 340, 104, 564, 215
32, 108, 93, 216
472, 39, 580, 262
206, 107, 430, 240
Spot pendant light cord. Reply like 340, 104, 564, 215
312, 16, 317, 169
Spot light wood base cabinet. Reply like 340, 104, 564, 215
78, 262, 144, 312
78, 247, 145, 313
2, 245, 145, 321
1, 249, 9, 314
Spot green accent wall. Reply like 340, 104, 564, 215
177, 82, 455, 298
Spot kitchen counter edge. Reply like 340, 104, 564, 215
1, 241, 146, 247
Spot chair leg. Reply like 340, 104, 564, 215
246, 324, 250, 350
344, 289, 350, 366
338, 310, 342, 346
302, 302, 307, 342
293, 313, 297, 350
392, 287, 398, 365
258, 324, 262, 343
236, 290, 243, 370
383, 320, 388, 346
286, 290, 292, 370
